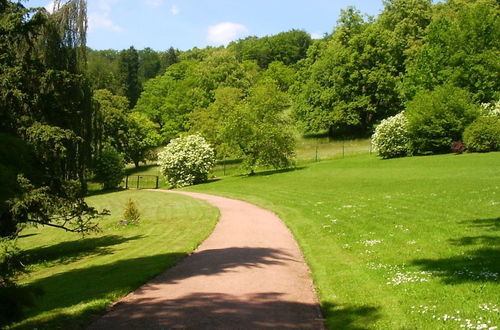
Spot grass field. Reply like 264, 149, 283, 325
8, 190, 219, 329
124, 137, 373, 186
182, 152, 500, 329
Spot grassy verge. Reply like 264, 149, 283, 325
8, 190, 219, 329
183, 152, 500, 329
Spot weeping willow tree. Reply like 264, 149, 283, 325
0, 0, 105, 238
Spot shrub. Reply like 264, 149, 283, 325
406, 85, 480, 155
463, 116, 500, 152
93, 146, 125, 190
371, 112, 410, 159
123, 199, 140, 221
451, 141, 466, 154
158, 135, 216, 188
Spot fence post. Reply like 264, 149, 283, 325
125, 175, 129, 189
155, 176, 159, 189
342, 139, 345, 158
315, 146, 318, 162
137, 176, 140, 189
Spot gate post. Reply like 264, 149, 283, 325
137, 176, 140, 189
155, 176, 159, 189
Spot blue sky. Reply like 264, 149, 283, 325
26, 0, 385, 51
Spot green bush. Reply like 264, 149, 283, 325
372, 112, 410, 159
406, 85, 479, 155
158, 135, 215, 188
93, 147, 125, 190
123, 198, 140, 221
463, 116, 500, 152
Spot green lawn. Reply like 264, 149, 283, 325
9, 190, 219, 329
183, 152, 500, 329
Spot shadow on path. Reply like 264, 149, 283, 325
158, 247, 297, 284
90, 292, 325, 329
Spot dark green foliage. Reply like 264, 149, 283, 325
160, 47, 180, 73
0, 239, 41, 326
138, 47, 161, 85
123, 199, 140, 221
0, 0, 105, 238
93, 147, 125, 190
117, 46, 141, 108
86, 49, 120, 93
463, 116, 500, 152
406, 85, 480, 154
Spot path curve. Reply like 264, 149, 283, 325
89, 190, 325, 329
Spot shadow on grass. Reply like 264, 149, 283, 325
89, 292, 325, 329
237, 166, 306, 178
22, 235, 143, 267
461, 217, 499, 231
322, 301, 381, 330
86, 187, 125, 197
16, 252, 188, 329
412, 217, 500, 284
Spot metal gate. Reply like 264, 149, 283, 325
123, 175, 159, 189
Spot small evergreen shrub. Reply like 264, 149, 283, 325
371, 112, 410, 159
158, 135, 216, 188
93, 146, 125, 190
463, 116, 500, 152
122, 198, 140, 224
406, 85, 479, 155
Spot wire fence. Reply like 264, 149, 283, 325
211, 139, 374, 177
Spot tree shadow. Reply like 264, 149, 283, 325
153, 247, 297, 285
17, 253, 188, 329
322, 301, 381, 330
21, 235, 144, 267
86, 187, 125, 197
461, 217, 499, 232
89, 292, 326, 329
238, 166, 306, 178
18, 247, 301, 329
411, 217, 500, 284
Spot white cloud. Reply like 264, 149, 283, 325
310, 32, 323, 39
169, 4, 180, 15
89, 12, 123, 32
145, 0, 164, 7
44, 0, 55, 13
207, 22, 248, 45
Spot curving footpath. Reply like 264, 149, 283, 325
88, 190, 325, 329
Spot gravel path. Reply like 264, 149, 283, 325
88, 190, 325, 329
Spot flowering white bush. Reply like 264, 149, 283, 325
372, 112, 410, 159
158, 135, 215, 188
480, 99, 500, 117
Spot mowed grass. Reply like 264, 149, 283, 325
183, 152, 500, 329
125, 137, 372, 182
9, 190, 219, 329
